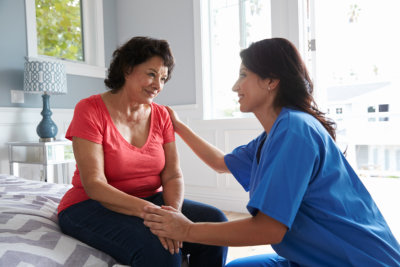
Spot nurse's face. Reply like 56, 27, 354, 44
232, 64, 270, 113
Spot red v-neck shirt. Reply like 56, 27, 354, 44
58, 94, 175, 213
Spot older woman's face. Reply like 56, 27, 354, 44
123, 56, 168, 104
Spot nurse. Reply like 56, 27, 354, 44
143, 38, 400, 266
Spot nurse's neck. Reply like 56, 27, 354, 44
254, 106, 282, 134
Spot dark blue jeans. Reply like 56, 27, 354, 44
58, 192, 228, 267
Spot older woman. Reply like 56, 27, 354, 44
58, 36, 227, 267
143, 38, 400, 266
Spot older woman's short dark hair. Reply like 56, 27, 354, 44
104, 36, 175, 93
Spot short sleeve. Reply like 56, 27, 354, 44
247, 129, 319, 228
224, 133, 265, 191
65, 97, 104, 144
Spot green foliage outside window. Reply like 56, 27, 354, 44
35, 0, 84, 61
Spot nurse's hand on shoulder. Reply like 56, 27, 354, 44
165, 106, 183, 132
143, 205, 193, 242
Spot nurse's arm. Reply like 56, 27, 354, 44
144, 206, 287, 246
166, 106, 229, 174
196, 212, 287, 246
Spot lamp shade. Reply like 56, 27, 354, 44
23, 59, 67, 142
23, 59, 67, 95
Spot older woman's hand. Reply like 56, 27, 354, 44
143, 205, 193, 242
138, 203, 181, 254
157, 236, 182, 255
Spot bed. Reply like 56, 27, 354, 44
0, 174, 126, 267
2, 174, 397, 266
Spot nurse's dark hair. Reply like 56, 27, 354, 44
104, 36, 175, 93
240, 38, 336, 140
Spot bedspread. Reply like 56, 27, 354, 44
0, 174, 123, 267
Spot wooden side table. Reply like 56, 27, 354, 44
7, 140, 75, 184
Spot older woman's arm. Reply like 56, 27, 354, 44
159, 141, 184, 253
74, 136, 179, 254
72, 137, 157, 218
160, 141, 184, 211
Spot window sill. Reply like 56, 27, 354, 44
64, 60, 106, 79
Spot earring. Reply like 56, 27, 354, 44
268, 86, 271, 91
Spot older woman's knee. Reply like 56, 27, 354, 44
129, 242, 182, 267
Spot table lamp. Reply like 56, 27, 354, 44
23, 59, 68, 142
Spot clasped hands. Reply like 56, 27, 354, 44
142, 205, 192, 255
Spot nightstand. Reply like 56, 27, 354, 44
7, 140, 75, 184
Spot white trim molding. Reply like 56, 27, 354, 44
0, 107, 74, 175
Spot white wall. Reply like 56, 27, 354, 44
0, 107, 74, 175
173, 109, 263, 212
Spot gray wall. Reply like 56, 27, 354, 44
0, 0, 118, 109
116, 0, 197, 106
0, 0, 197, 109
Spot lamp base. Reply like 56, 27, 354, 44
39, 137, 56, 142
37, 94, 58, 141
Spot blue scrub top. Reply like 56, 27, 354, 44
225, 107, 400, 266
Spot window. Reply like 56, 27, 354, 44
373, 148, 378, 166
385, 149, 390, 170
25, 0, 106, 78
379, 117, 389, 122
310, 0, 400, 178
200, 0, 272, 119
196, 0, 399, 178
356, 145, 368, 169
35, 0, 84, 61
379, 104, 389, 112
396, 150, 400, 171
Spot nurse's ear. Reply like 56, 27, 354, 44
266, 78, 280, 91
